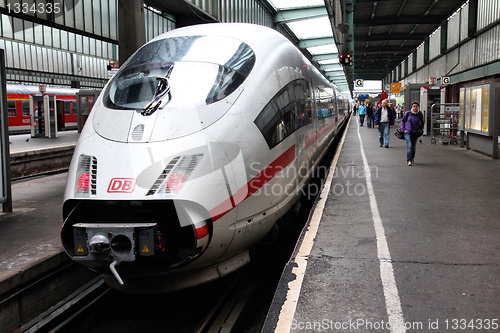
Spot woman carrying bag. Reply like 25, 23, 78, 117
401, 101, 424, 166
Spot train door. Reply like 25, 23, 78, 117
76, 90, 100, 133
29, 94, 57, 138
56, 100, 65, 131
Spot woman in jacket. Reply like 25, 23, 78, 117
401, 101, 424, 166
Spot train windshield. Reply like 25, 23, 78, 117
104, 35, 255, 110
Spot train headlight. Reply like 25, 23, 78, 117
165, 172, 186, 193
76, 172, 90, 193
75, 154, 97, 197
148, 154, 202, 196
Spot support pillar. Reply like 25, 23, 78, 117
118, 0, 147, 66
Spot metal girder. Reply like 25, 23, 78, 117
298, 37, 335, 49
355, 33, 428, 42
354, 16, 443, 27
312, 53, 339, 61
321, 64, 343, 71
274, 6, 327, 23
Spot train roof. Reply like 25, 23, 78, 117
7, 84, 83, 96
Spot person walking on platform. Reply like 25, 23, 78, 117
374, 99, 395, 147
402, 101, 425, 166
366, 103, 374, 128
358, 102, 367, 126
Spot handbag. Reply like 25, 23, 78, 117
394, 128, 405, 140
410, 128, 424, 137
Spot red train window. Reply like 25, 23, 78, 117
22, 101, 30, 117
8, 101, 16, 117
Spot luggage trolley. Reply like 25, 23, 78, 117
430, 103, 460, 145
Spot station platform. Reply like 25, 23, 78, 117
8, 131, 79, 179
1, 131, 79, 285
8, 130, 79, 154
265, 117, 500, 332
0, 132, 81, 331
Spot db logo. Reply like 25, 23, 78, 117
107, 178, 136, 193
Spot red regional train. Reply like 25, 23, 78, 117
6, 84, 90, 134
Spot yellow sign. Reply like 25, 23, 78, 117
77, 245, 85, 253
391, 83, 401, 93
142, 245, 150, 253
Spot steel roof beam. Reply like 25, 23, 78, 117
274, 6, 327, 23
355, 33, 428, 42
321, 64, 344, 71
354, 16, 443, 27
298, 37, 335, 48
312, 53, 339, 61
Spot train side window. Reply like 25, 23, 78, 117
255, 79, 310, 149
22, 101, 30, 117
64, 101, 71, 115
255, 101, 281, 148
8, 101, 16, 117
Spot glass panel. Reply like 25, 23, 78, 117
5, 41, 14, 67
42, 48, 49, 72
12, 41, 20, 68
31, 45, 38, 70
76, 34, 83, 53
481, 87, 489, 132
2, 14, 13, 39
52, 27, 60, 48
74, 0, 83, 30
36, 0, 47, 20
84, 0, 93, 33
93, 0, 101, 35
83, 36, 89, 54
13, 17, 23, 40
101, 0, 109, 38
103, 36, 255, 110
109, 0, 117, 40
43, 25, 52, 47
56, 50, 62, 73
68, 32, 75, 51
90, 38, 96, 56
21, 44, 30, 69
96, 40, 102, 57
65, 0, 75, 28
34, 23, 43, 44
54, 0, 64, 25
24, 20, 34, 43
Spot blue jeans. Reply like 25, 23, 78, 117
378, 122, 390, 146
404, 132, 418, 161
366, 116, 373, 128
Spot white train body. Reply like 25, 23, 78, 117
61, 23, 349, 292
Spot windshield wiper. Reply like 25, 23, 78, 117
141, 66, 173, 116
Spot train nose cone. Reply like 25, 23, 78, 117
88, 234, 111, 253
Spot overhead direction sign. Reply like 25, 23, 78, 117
391, 83, 401, 93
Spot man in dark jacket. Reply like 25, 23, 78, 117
374, 99, 395, 148
366, 103, 374, 128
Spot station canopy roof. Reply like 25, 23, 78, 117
265, 0, 350, 95
264, 0, 468, 95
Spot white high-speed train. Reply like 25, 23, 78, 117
61, 23, 349, 292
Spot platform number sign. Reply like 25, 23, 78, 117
442, 76, 451, 85
355, 79, 364, 87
